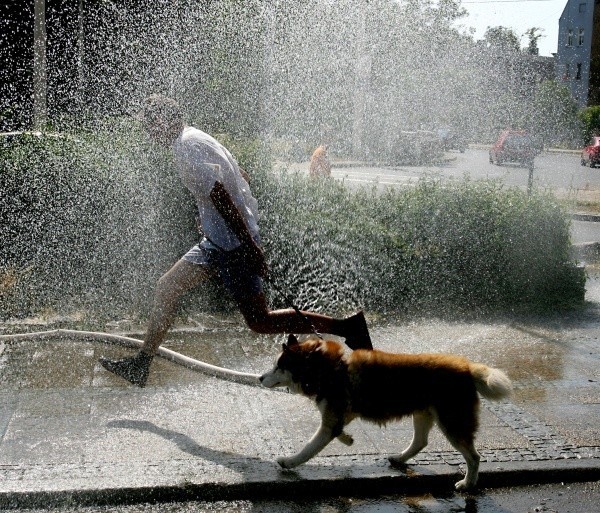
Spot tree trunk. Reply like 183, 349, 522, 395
33, 0, 47, 130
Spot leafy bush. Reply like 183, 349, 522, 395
0, 127, 584, 321
532, 80, 581, 148
253, 171, 584, 316
0, 124, 197, 318
578, 105, 600, 145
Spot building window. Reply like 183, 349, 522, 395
564, 63, 571, 79
576, 63, 582, 79
579, 28, 585, 45
567, 29, 574, 46
579, 3, 587, 12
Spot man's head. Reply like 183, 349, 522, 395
136, 94, 184, 145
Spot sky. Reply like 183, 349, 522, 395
455, 0, 568, 57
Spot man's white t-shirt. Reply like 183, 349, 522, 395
172, 126, 260, 251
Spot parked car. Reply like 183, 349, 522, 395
437, 128, 467, 152
581, 137, 600, 167
389, 130, 444, 165
489, 130, 536, 170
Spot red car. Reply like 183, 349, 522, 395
489, 130, 536, 170
581, 137, 600, 167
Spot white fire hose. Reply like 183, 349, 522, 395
0, 329, 262, 387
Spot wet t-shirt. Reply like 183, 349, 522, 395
172, 126, 260, 251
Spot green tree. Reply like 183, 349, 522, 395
533, 80, 580, 146
578, 105, 600, 144
265, 0, 472, 155
484, 26, 521, 53
524, 27, 544, 55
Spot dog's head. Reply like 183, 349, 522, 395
259, 334, 345, 396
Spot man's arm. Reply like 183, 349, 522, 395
209, 181, 254, 245
209, 181, 267, 276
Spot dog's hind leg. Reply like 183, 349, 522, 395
437, 396, 481, 490
444, 433, 480, 491
388, 410, 434, 467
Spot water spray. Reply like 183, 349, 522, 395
266, 277, 323, 340
0, 329, 262, 387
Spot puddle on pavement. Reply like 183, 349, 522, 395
0, 329, 280, 390
1, 278, 598, 411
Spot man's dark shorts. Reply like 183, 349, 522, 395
182, 239, 263, 302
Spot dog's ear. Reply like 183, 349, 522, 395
282, 334, 299, 352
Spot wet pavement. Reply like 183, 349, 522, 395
0, 275, 599, 509
5, 481, 600, 513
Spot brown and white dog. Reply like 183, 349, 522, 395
259, 335, 512, 490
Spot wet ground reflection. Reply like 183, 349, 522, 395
0, 302, 596, 400
8, 481, 599, 512
0, 317, 575, 392
1, 277, 598, 451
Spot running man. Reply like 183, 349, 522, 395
99, 95, 372, 387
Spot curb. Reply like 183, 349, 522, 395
572, 213, 600, 223
572, 241, 600, 263
330, 156, 457, 169
469, 144, 580, 155
1, 459, 599, 510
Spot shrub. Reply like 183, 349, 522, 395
0, 127, 584, 321
252, 171, 583, 316
0, 124, 196, 318
578, 105, 600, 144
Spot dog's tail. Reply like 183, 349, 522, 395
470, 363, 512, 400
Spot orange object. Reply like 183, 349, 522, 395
309, 145, 331, 177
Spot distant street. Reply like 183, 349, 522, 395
329, 148, 600, 192
292, 148, 600, 245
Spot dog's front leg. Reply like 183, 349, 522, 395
277, 402, 345, 470
277, 422, 336, 469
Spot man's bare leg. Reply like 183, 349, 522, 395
141, 259, 213, 354
99, 262, 371, 387
99, 259, 213, 386
237, 292, 372, 349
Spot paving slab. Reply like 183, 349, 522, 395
0, 309, 599, 509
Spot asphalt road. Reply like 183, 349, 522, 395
329, 148, 598, 191
326, 148, 600, 245
13, 481, 598, 512
573, 219, 600, 244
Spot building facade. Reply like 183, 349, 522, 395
590, 1, 600, 103
556, 0, 599, 106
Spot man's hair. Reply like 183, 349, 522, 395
137, 94, 183, 126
